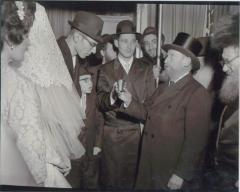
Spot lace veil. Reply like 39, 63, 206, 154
19, 3, 85, 160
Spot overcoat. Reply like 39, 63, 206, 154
216, 98, 238, 176
57, 36, 102, 188
124, 74, 212, 190
97, 57, 155, 189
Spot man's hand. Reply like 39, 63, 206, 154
110, 82, 118, 105
93, 147, 101, 155
153, 65, 161, 80
118, 86, 132, 108
167, 174, 184, 190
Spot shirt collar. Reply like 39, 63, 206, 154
118, 54, 134, 74
173, 72, 189, 83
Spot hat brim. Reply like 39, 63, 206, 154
68, 21, 103, 43
112, 32, 142, 40
162, 44, 200, 71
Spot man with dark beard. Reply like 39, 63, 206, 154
140, 27, 168, 84
204, 13, 239, 192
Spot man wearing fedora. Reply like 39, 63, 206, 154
57, 11, 103, 188
140, 27, 165, 66
96, 20, 155, 189
98, 34, 117, 64
57, 11, 103, 94
117, 32, 212, 190
204, 13, 239, 192
140, 26, 168, 84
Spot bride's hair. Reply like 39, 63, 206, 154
1, 1, 36, 49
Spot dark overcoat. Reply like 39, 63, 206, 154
57, 36, 102, 188
97, 57, 155, 189
124, 74, 212, 190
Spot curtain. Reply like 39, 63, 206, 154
161, 4, 206, 43
212, 5, 239, 24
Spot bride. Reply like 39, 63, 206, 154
1, 1, 85, 188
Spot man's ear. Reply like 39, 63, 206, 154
183, 56, 191, 68
114, 39, 119, 49
73, 31, 82, 43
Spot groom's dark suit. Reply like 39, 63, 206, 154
57, 36, 102, 189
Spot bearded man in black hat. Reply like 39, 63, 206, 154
57, 11, 104, 188
117, 32, 212, 190
96, 20, 155, 190
140, 27, 168, 84
204, 13, 239, 192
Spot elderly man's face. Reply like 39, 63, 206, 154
219, 46, 239, 103
221, 46, 239, 76
143, 34, 157, 58
164, 49, 188, 80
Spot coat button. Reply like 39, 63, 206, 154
151, 134, 154, 138
168, 105, 171, 109
147, 116, 151, 120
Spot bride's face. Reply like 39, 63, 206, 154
9, 35, 30, 66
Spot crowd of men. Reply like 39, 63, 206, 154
57, 11, 239, 191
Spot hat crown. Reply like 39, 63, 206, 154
78, 66, 92, 77
162, 32, 202, 71
69, 11, 103, 42
172, 32, 202, 57
143, 27, 157, 36
196, 37, 210, 56
116, 20, 136, 34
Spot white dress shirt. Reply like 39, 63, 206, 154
118, 55, 133, 74
169, 72, 189, 86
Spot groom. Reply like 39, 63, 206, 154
57, 11, 104, 188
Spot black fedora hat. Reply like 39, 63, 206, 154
97, 34, 114, 51
78, 66, 93, 78
196, 37, 210, 57
143, 27, 157, 37
113, 20, 141, 39
162, 32, 202, 71
68, 11, 103, 43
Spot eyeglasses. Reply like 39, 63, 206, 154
220, 55, 239, 67
83, 36, 97, 48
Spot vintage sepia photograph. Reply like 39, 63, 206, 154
1, 0, 239, 191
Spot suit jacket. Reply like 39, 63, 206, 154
124, 74, 212, 189
57, 36, 102, 155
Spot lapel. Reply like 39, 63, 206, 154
153, 74, 192, 106
128, 58, 145, 79
113, 58, 126, 80
59, 37, 74, 79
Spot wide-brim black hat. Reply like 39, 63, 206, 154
78, 66, 93, 77
196, 37, 210, 57
68, 11, 103, 43
113, 20, 141, 39
162, 32, 202, 71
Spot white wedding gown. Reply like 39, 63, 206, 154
1, 3, 85, 188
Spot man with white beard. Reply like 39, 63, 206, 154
205, 13, 239, 192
